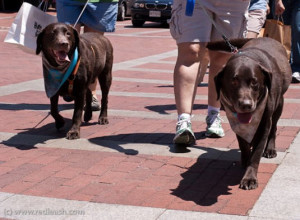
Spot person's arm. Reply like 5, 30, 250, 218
275, 0, 285, 15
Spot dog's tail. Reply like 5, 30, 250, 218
206, 38, 252, 52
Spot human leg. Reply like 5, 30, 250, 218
246, 9, 267, 38
205, 50, 231, 138
173, 42, 207, 144
291, 1, 300, 83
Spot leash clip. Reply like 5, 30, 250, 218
222, 35, 238, 54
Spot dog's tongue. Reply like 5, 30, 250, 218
237, 113, 252, 124
57, 51, 70, 62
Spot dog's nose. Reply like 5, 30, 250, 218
59, 42, 68, 47
239, 99, 253, 111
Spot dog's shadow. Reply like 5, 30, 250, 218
0, 102, 73, 150
89, 133, 243, 206
170, 148, 243, 207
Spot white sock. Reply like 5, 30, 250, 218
178, 113, 191, 121
208, 106, 220, 115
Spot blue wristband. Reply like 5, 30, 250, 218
185, 0, 195, 16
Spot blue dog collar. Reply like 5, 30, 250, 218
44, 48, 79, 98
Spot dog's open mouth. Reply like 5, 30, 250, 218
53, 50, 70, 64
237, 112, 252, 124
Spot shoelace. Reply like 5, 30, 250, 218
176, 118, 190, 129
208, 113, 223, 126
176, 115, 194, 129
92, 96, 98, 102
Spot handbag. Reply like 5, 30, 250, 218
263, 18, 291, 60
4, 1, 57, 55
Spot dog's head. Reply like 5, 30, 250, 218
36, 23, 79, 66
215, 55, 272, 124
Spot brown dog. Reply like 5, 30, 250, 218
207, 37, 291, 190
36, 23, 113, 139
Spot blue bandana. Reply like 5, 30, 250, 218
43, 48, 79, 98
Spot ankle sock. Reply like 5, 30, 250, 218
208, 106, 220, 115
178, 113, 191, 121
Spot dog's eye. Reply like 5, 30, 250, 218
251, 78, 258, 86
66, 31, 71, 37
232, 77, 239, 87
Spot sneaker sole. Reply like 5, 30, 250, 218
173, 131, 196, 145
205, 131, 224, 138
292, 77, 300, 83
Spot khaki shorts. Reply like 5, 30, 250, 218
247, 9, 267, 34
169, 0, 250, 44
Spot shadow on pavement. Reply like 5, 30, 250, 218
0, 103, 73, 111
171, 149, 243, 207
145, 104, 207, 115
90, 133, 242, 207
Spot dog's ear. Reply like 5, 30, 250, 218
36, 29, 45, 55
259, 65, 272, 92
72, 26, 80, 49
214, 69, 225, 100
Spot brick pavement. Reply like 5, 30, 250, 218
0, 11, 300, 220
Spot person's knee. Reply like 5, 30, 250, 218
209, 51, 231, 72
177, 43, 206, 66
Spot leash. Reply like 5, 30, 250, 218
74, 0, 89, 28
186, 0, 238, 53
38, 0, 48, 12
32, 112, 51, 129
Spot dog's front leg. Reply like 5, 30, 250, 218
240, 121, 272, 190
236, 135, 251, 168
66, 91, 85, 140
50, 94, 65, 130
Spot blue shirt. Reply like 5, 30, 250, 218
249, 0, 269, 11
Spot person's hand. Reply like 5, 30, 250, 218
275, 0, 285, 15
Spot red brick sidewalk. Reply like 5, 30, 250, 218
0, 12, 299, 218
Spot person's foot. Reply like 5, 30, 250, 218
173, 115, 196, 145
292, 72, 300, 83
205, 110, 225, 138
91, 95, 101, 111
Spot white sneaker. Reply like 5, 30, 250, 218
173, 116, 196, 145
292, 72, 300, 83
205, 110, 225, 138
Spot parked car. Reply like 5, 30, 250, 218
131, 0, 172, 27
117, 0, 135, 21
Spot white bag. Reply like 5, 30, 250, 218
4, 2, 57, 54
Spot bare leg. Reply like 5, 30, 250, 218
174, 42, 207, 115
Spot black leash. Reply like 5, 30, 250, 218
196, 1, 239, 53
32, 112, 51, 129
222, 35, 239, 54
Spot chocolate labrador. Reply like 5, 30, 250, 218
207, 37, 291, 190
36, 23, 113, 139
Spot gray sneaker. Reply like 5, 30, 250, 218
173, 116, 196, 145
91, 96, 101, 111
205, 110, 225, 138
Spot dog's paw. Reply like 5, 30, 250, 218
239, 178, 258, 190
263, 149, 277, 158
98, 117, 109, 125
66, 129, 80, 140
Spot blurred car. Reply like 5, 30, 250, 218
117, 0, 135, 21
131, 0, 172, 27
